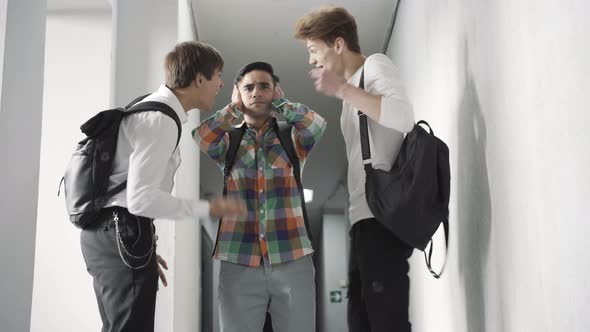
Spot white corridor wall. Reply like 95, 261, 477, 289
0, 0, 7, 104
0, 0, 46, 331
387, 1, 590, 331
30, 10, 112, 331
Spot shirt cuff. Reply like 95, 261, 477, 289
228, 103, 243, 118
192, 199, 210, 218
272, 98, 288, 109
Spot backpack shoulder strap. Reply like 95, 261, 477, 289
424, 219, 449, 279
224, 123, 247, 181
125, 94, 151, 109
356, 69, 373, 172
210, 123, 246, 258
274, 121, 313, 243
105, 98, 182, 198
276, 122, 300, 174
125, 100, 182, 148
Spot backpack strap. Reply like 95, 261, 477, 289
125, 93, 151, 109
273, 120, 313, 243
106, 97, 183, 198
357, 70, 373, 172
275, 121, 299, 175
224, 123, 248, 179
424, 219, 449, 279
417, 121, 448, 278
125, 101, 182, 148
211, 123, 247, 257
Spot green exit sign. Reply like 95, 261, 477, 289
330, 290, 342, 303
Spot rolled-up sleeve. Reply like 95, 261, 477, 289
273, 98, 327, 160
368, 54, 414, 133
193, 104, 242, 166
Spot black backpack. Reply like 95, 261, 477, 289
217, 119, 312, 244
59, 95, 181, 229
358, 70, 451, 278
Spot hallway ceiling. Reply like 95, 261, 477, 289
47, 0, 109, 11
192, 0, 399, 214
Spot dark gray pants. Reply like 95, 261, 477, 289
81, 207, 158, 332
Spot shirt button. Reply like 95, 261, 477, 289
260, 209, 264, 214
259, 189, 264, 193
259, 233, 265, 239
259, 166, 263, 171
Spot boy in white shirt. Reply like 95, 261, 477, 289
80, 41, 244, 332
295, 6, 415, 332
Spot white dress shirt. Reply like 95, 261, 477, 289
341, 54, 414, 225
105, 85, 209, 219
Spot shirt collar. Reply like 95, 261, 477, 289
148, 85, 188, 124
348, 65, 364, 85
243, 116, 277, 137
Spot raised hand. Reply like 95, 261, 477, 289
231, 84, 243, 111
309, 67, 347, 99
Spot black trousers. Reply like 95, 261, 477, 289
347, 218, 413, 332
81, 206, 158, 332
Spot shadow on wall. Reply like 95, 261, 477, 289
456, 37, 494, 332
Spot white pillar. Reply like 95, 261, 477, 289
0, 0, 6, 103
173, 1, 202, 331
30, 9, 112, 332
0, 0, 47, 331
111, 0, 178, 106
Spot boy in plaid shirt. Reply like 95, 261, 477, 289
194, 62, 326, 332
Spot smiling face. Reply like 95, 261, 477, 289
237, 70, 275, 119
306, 38, 345, 77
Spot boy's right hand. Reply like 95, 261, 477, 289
209, 197, 247, 219
230, 85, 243, 112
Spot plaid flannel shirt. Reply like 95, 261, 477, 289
194, 98, 327, 266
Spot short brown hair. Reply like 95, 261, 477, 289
164, 41, 224, 89
294, 6, 361, 53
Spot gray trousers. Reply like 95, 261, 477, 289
80, 207, 158, 332
218, 255, 316, 332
